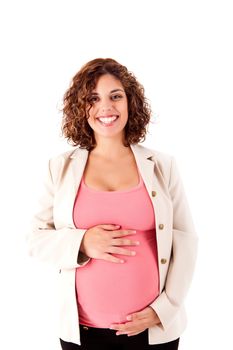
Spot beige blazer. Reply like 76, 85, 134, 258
27, 143, 198, 345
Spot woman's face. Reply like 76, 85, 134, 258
86, 74, 128, 142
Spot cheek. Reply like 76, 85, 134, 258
122, 105, 128, 119
86, 108, 94, 121
122, 101, 128, 114
88, 105, 98, 118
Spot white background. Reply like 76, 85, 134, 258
0, 0, 232, 349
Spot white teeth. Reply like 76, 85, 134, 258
98, 116, 118, 124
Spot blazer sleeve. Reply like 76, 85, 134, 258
26, 159, 90, 270
149, 156, 198, 330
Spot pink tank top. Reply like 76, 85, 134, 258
73, 170, 159, 328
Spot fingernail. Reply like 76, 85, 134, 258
126, 315, 132, 321
131, 230, 137, 233
120, 260, 125, 263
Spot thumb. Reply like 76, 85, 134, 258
126, 313, 140, 321
126, 308, 149, 321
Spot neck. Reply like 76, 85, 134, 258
90, 135, 131, 159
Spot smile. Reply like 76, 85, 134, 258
96, 115, 119, 126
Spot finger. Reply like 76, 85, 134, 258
111, 238, 140, 246
110, 322, 135, 332
126, 313, 141, 321
127, 309, 148, 321
110, 323, 127, 331
101, 253, 125, 264
111, 230, 137, 238
116, 331, 129, 336
127, 331, 144, 337
100, 224, 121, 230
108, 246, 136, 256
116, 324, 142, 335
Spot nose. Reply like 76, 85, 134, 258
100, 97, 113, 113
101, 106, 112, 114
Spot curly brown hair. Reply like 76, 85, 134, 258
62, 58, 152, 150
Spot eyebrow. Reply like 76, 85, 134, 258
91, 88, 125, 95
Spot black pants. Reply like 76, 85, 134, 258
60, 325, 180, 350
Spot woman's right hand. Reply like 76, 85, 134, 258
79, 224, 140, 264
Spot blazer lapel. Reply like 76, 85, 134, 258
70, 147, 89, 198
130, 144, 155, 197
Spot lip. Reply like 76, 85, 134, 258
96, 115, 119, 127
96, 114, 119, 119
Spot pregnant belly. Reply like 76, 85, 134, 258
75, 229, 160, 328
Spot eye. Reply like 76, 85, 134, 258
111, 94, 123, 101
88, 95, 99, 104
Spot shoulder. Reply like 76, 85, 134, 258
50, 147, 79, 161
133, 144, 176, 186
47, 147, 87, 181
134, 143, 174, 168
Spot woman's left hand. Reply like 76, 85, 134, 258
110, 306, 161, 336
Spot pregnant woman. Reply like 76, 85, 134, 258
27, 58, 198, 350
